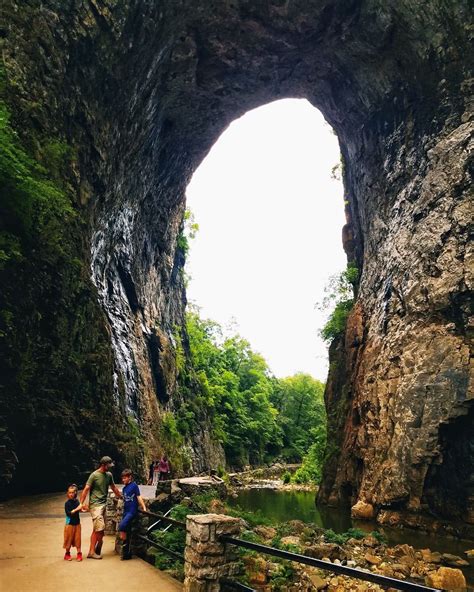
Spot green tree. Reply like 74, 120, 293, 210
185, 308, 327, 477
271, 374, 326, 463
186, 310, 281, 467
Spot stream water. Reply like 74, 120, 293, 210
228, 488, 474, 585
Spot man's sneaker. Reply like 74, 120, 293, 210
87, 553, 102, 559
76, 552, 83, 562
64, 552, 72, 561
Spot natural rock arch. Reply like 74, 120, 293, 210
1, 1, 472, 525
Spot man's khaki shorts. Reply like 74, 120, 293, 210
90, 504, 106, 532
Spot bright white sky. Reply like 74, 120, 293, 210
185, 98, 346, 382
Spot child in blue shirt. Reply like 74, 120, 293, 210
63, 484, 83, 561
119, 469, 146, 560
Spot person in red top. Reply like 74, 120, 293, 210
158, 454, 171, 481
148, 459, 159, 486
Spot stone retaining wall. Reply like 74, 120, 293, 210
184, 514, 242, 592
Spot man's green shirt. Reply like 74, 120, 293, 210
86, 470, 115, 507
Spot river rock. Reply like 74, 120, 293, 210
441, 553, 470, 568
351, 500, 375, 520
281, 535, 301, 548
399, 554, 416, 568
361, 536, 379, 548
391, 563, 411, 577
308, 574, 328, 590
305, 544, 346, 561
364, 553, 382, 565
425, 566, 467, 590
421, 549, 442, 564
254, 525, 277, 541
392, 544, 416, 558
288, 519, 308, 534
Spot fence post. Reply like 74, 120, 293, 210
184, 513, 242, 592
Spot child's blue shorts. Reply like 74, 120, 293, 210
119, 511, 136, 532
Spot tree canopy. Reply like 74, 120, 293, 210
185, 309, 327, 478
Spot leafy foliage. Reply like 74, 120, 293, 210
318, 261, 359, 342
270, 374, 325, 467
0, 94, 136, 491
186, 308, 327, 477
186, 309, 281, 467
323, 527, 366, 545
0, 103, 75, 268
176, 208, 199, 256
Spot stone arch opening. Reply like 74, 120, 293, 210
1, 2, 471, 525
184, 97, 346, 380
93, 1, 471, 526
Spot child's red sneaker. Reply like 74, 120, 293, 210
64, 552, 72, 561
76, 552, 83, 562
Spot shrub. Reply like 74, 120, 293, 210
320, 298, 354, 342
371, 530, 388, 544
346, 527, 365, 540
323, 529, 347, 545
318, 261, 359, 343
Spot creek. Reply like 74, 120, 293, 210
228, 488, 474, 585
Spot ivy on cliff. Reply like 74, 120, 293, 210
0, 103, 75, 270
0, 92, 132, 492
319, 261, 359, 342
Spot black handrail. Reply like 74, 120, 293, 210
138, 508, 186, 528
136, 534, 185, 562
220, 536, 441, 592
137, 509, 186, 562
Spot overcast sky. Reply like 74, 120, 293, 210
185, 99, 347, 382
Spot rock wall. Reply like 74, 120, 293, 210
0, 0, 472, 520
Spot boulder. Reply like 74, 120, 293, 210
254, 525, 277, 541
351, 500, 375, 520
441, 553, 470, 567
308, 573, 328, 590
305, 543, 346, 561
280, 535, 301, 548
364, 553, 382, 565
425, 567, 467, 590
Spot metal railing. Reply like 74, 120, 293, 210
139, 509, 186, 529
220, 580, 255, 592
137, 510, 441, 592
136, 509, 186, 562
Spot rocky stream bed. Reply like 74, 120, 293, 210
145, 471, 474, 590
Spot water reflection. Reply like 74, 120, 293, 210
230, 489, 353, 531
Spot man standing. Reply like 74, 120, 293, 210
80, 456, 122, 559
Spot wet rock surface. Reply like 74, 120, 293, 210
0, 0, 472, 519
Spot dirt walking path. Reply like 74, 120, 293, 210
0, 491, 182, 592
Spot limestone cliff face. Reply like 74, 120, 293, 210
1, 0, 472, 517
319, 118, 473, 528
